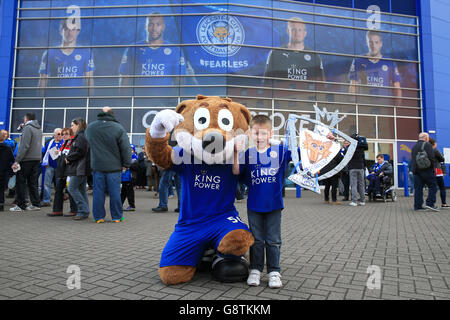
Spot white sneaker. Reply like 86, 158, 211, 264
247, 269, 261, 286
358, 202, 366, 206
268, 271, 282, 289
349, 202, 357, 206
9, 205, 23, 212
26, 205, 41, 211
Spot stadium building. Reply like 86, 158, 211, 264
0, 0, 449, 187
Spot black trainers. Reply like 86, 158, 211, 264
174, 208, 180, 213
425, 205, 440, 212
152, 206, 168, 212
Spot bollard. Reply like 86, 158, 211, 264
296, 185, 301, 198
403, 161, 409, 197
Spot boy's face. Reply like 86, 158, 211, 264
250, 122, 273, 150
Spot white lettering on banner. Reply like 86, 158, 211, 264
200, 59, 249, 69
366, 5, 381, 30
57, 66, 79, 77
141, 63, 166, 75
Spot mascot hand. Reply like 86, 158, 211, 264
150, 109, 184, 138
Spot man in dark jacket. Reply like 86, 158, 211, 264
85, 107, 132, 223
0, 131, 15, 211
10, 113, 43, 212
348, 134, 368, 206
367, 154, 393, 197
410, 132, 437, 211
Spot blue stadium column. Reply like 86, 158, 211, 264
0, 0, 18, 130
418, 0, 450, 187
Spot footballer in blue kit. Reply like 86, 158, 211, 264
160, 148, 249, 268
38, 16, 94, 96
349, 30, 402, 103
119, 13, 187, 92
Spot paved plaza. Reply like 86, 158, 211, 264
0, 189, 449, 300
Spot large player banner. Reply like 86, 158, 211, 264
179, 0, 280, 76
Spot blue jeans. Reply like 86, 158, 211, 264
247, 209, 282, 273
43, 166, 56, 203
158, 170, 181, 208
413, 170, 437, 210
67, 176, 89, 217
93, 171, 122, 221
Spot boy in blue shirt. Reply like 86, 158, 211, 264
121, 144, 138, 211
233, 115, 291, 288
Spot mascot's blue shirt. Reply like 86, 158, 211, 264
240, 144, 292, 213
171, 147, 239, 225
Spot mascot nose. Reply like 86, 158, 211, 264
202, 132, 226, 154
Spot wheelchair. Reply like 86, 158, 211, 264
367, 174, 397, 203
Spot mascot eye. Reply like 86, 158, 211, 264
194, 107, 210, 131
218, 109, 234, 131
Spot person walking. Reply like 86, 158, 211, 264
10, 113, 43, 212
85, 107, 132, 223
429, 138, 448, 209
66, 118, 90, 220
411, 132, 438, 211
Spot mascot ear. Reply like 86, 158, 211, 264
175, 99, 195, 114
196, 94, 208, 100
239, 105, 251, 126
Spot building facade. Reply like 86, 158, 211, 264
0, 0, 449, 187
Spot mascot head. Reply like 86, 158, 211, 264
174, 95, 251, 164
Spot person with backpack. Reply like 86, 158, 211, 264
429, 138, 448, 209
410, 132, 438, 212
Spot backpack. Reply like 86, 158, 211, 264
415, 142, 431, 170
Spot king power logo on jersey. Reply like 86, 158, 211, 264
194, 173, 221, 190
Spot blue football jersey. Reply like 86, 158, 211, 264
39, 47, 95, 87
171, 147, 240, 225
240, 144, 292, 213
119, 41, 186, 86
349, 57, 401, 95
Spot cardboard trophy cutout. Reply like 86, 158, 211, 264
287, 104, 358, 194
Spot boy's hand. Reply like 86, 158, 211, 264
326, 132, 336, 141
234, 139, 245, 153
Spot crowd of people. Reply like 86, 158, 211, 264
0, 108, 184, 220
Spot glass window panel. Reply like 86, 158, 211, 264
132, 135, 146, 148
18, 20, 51, 47
112, 109, 131, 132
133, 108, 160, 135
396, 107, 420, 117
337, 114, 356, 136
358, 115, 376, 138
46, 98, 87, 108
89, 98, 131, 108
364, 142, 376, 167
65, 109, 86, 128
87, 109, 102, 124
134, 98, 178, 108
396, 118, 421, 140
12, 99, 44, 109
43, 109, 64, 133
359, 105, 394, 115
275, 100, 315, 112
378, 143, 394, 163
377, 116, 395, 139
11, 109, 43, 134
